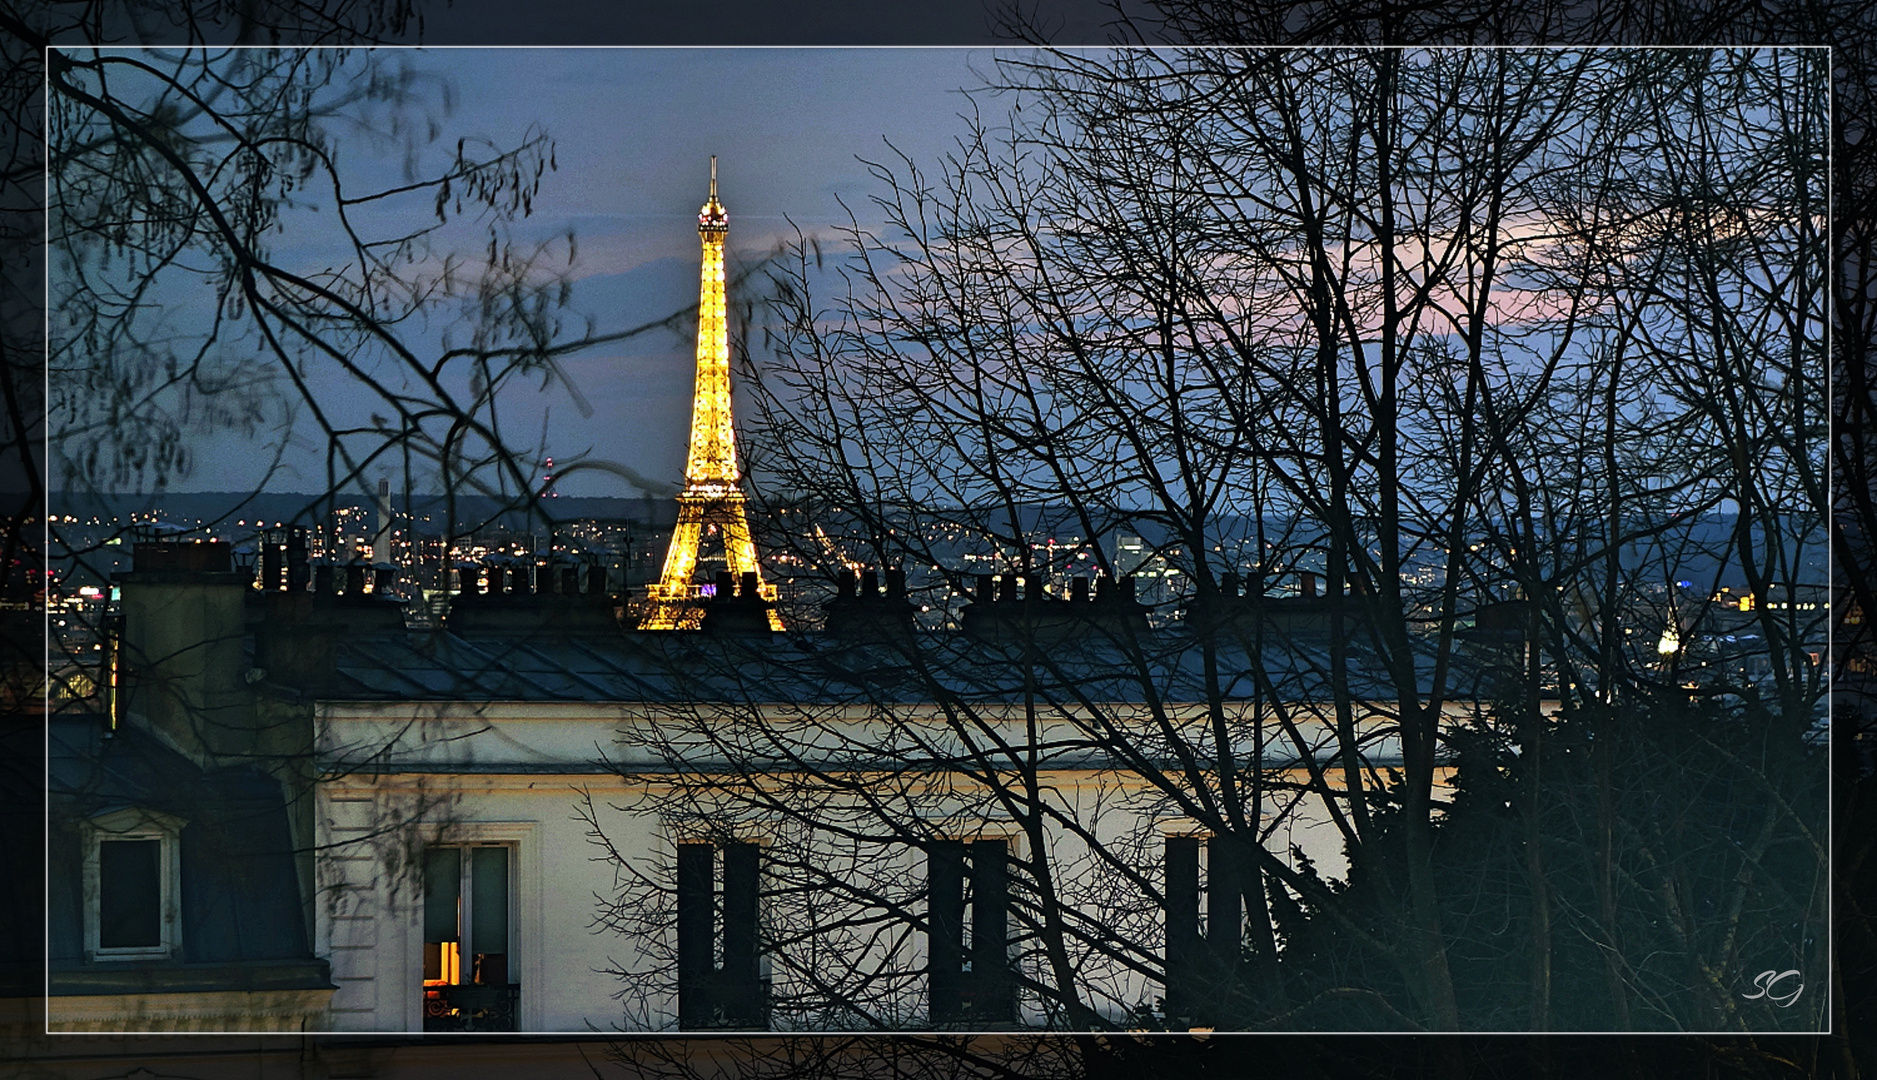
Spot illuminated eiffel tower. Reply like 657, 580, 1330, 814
640, 158, 782, 631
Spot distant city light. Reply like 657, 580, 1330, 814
1657, 625, 1680, 656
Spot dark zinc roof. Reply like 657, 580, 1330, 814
319, 622, 1491, 709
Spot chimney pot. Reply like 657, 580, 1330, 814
976, 574, 994, 605
861, 570, 880, 598
997, 575, 1017, 603
313, 564, 334, 595
715, 571, 736, 598
741, 571, 759, 600
837, 571, 857, 599
345, 563, 367, 596
885, 568, 906, 598
587, 565, 607, 596
1300, 570, 1318, 598
1071, 576, 1090, 603
132, 540, 233, 575
262, 538, 284, 592
1221, 573, 1240, 598
373, 567, 395, 596
286, 530, 310, 591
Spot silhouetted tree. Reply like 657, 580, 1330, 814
579, 45, 1829, 1054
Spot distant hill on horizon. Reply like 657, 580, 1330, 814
49, 490, 679, 530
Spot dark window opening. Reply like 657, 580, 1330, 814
423, 845, 517, 1031
677, 841, 764, 1029
928, 839, 1013, 1026
1164, 835, 1242, 1026
98, 838, 161, 950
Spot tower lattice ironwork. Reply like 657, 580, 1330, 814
640, 158, 782, 630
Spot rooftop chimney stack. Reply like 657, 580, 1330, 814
373, 477, 392, 565
286, 529, 309, 591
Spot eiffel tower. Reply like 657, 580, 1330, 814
640, 158, 783, 631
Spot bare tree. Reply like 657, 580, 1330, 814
30, 31, 707, 1038
578, 46, 1829, 1047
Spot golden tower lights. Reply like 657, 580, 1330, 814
640, 158, 783, 631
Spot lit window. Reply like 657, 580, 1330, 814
423, 844, 517, 1032
83, 808, 184, 961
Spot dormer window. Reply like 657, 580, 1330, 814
82, 807, 185, 961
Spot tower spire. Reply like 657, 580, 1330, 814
640, 159, 782, 631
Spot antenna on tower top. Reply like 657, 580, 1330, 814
709, 155, 718, 199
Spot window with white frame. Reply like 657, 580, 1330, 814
410, 822, 537, 1033
82, 807, 184, 961
422, 842, 521, 1031
423, 844, 515, 989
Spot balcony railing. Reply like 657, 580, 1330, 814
423, 983, 520, 1032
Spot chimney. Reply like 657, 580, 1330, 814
313, 564, 334, 596
1071, 576, 1090, 603
373, 566, 396, 597
715, 571, 736, 598
560, 566, 579, 597
286, 529, 310, 591
587, 565, 607, 597
998, 575, 1017, 603
373, 477, 392, 565
976, 574, 995, 605
259, 537, 282, 592
822, 565, 915, 639
1299, 570, 1318, 598
115, 541, 249, 763
1221, 573, 1240, 599
740, 571, 759, 600
345, 563, 367, 597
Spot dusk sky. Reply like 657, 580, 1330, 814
132, 48, 1020, 498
